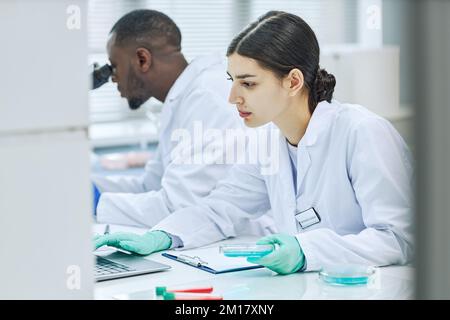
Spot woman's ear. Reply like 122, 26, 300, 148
283, 68, 304, 97
135, 47, 152, 72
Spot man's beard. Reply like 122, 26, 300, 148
127, 97, 145, 110
126, 70, 148, 110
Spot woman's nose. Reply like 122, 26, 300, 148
228, 88, 243, 105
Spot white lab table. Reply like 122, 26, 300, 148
93, 224, 414, 300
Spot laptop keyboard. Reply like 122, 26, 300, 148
95, 256, 136, 277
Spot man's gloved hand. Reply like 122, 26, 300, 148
92, 183, 101, 215
94, 230, 172, 255
247, 234, 305, 275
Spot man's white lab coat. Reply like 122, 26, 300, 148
94, 53, 276, 235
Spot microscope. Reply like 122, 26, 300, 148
91, 63, 113, 90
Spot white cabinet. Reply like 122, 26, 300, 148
0, 0, 89, 133
0, 131, 93, 299
0, 0, 93, 299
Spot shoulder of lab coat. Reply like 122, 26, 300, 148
165, 52, 230, 105
296, 100, 414, 271
164, 52, 241, 142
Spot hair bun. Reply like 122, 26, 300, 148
315, 68, 336, 103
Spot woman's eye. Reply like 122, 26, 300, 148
242, 82, 254, 88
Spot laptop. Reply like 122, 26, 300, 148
95, 251, 171, 282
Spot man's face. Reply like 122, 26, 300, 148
107, 34, 150, 110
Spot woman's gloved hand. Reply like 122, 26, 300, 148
247, 234, 305, 275
94, 230, 172, 255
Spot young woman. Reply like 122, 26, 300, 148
95, 11, 413, 274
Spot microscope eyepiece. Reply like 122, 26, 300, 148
92, 63, 112, 89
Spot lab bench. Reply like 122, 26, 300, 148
93, 224, 414, 300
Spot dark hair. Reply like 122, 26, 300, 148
227, 11, 336, 114
110, 9, 182, 51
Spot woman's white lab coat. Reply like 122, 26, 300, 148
152, 100, 414, 271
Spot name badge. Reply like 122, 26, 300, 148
295, 207, 321, 229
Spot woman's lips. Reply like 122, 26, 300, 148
238, 110, 252, 118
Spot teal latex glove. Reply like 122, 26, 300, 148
94, 230, 172, 255
247, 234, 305, 275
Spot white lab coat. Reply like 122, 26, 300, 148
152, 100, 414, 271
93, 53, 276, 235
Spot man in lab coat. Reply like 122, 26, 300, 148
92, 9, 275, 235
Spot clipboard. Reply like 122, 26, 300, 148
161, 246, 264, 274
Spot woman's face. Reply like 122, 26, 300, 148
227, 53, 292, 128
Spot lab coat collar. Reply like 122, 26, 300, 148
298, 100, 337, 147
165, 52, 225, 102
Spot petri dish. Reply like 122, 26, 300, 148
318, 264, 376, 286
219, 244, 274, 258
